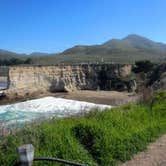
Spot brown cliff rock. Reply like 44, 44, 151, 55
5, 64, 133, 97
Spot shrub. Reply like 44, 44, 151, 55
133, 60, 154, 73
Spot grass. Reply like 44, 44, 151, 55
0, 92, 166, 166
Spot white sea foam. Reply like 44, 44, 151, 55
0, 97, 112, 125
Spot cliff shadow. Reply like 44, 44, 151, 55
49, 79, 68, 92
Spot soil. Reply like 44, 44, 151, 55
0, 90, 140, 106
63, 90, 140, 106
120, 134, 166, 166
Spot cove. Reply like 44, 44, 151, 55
0, 97, 112, 127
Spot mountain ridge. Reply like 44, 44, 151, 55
0, 34, 166, 64
62, 34, 166, 54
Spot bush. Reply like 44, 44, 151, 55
0, 58, 33, 66
133, 60, 154, 73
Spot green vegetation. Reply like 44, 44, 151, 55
147, 64, 166, 86
0, 92, 166, 166
132, 60, 154, 73
0, 58, 33, 66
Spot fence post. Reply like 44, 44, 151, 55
17, 144, 34, 166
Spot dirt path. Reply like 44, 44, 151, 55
120, 134, 166, 166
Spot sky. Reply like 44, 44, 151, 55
0, 0, 166, 54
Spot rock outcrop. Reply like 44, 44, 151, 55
5, 64, 134, 96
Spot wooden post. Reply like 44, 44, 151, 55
17, 144, 34, 166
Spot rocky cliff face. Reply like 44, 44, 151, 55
6, 64, 134, 96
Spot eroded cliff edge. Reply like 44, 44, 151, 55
5, 64, 136, 98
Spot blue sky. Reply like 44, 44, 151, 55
0, 0, 165, 54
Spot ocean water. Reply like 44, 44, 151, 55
0, 97, 112, 127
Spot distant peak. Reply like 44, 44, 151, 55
102, 39, 120, 45
123, 34, 148, 40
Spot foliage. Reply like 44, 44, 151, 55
0, 92, 166, 166
24, 58, 33, 64
132, 60, 154, 73
147, 64, 166, 86
0, 58, 33, 66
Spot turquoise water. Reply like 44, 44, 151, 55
0, 97, 112, 127
0, 109, 53, 126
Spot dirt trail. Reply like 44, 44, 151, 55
120, 134, 166, 166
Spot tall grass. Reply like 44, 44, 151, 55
0, 92, 166, 166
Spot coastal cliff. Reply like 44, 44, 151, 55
5, 64, 135, 97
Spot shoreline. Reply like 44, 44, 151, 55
0, 90, 141, 106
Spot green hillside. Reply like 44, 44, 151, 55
0, 49, 26, 60
1, 34, 166, 65
32, 34, 166, 64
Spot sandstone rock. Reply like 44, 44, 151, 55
6, 64, 132, 96
119, 64, 132, 77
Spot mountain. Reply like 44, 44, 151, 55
62, 34, 166, 55
0, 50, 52, 63
45, 34, 165, 64
0, 34, 166, 64
0, 49, 25, 60
29, 52, 50, 56
123, 35, 166, 51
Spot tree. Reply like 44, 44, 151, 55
133, 60, 154, 73
24, 58, 33, 64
